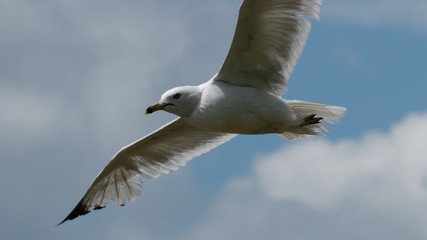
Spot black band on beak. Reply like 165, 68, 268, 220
145, 107, 154, 114
145, 102, 163, 115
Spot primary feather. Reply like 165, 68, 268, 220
59, 119, 235, 224
216, 0, 322, 95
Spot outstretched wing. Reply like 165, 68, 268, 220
215, 0, 322, 95
59, 118, 236, 224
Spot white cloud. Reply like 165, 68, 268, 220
0, 84, 82, 144
0, 0, 236, 150
181, 112, 427, 240
255, 112, 427, 209
0, 1, 236, 239
324, 0, 427, 30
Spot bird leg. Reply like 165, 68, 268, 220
300, 114, 323, 126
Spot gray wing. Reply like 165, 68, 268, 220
215, 0, 322, 95
59, 118, 236, 224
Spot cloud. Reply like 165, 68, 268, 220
255, 112, 427, 209
0, 0, 236, 148
0, 84, 84, 150
0, 1, 236, 239
181, 112, 427, 240
324, 0, 427, 30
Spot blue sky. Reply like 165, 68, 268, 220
1, 0, 427, 239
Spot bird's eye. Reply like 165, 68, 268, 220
173, 93, 181, 99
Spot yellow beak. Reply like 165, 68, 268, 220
145, 102, 164, 114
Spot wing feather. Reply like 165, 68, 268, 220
215, 0, 322, 95
59, 118, 235, 224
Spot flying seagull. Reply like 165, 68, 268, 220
60, 0, 346, 225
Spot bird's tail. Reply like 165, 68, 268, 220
278, 100, 347, 140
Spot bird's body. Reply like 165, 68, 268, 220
60, 0, 347, 225
186, 79, 295, 134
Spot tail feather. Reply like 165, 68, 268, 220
278, 100, 346, 140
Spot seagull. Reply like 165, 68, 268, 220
59, 0, 346, 224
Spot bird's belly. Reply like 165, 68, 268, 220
187, 115, 268, 134
186, 106, 290, 135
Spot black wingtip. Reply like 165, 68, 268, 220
57, 218, 70, 226
57, 198, 91, 226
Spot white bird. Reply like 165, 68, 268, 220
60, 0, 346, 224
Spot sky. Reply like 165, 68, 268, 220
1, 0, 427, 239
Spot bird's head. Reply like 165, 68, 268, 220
145, 86, 201, 117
